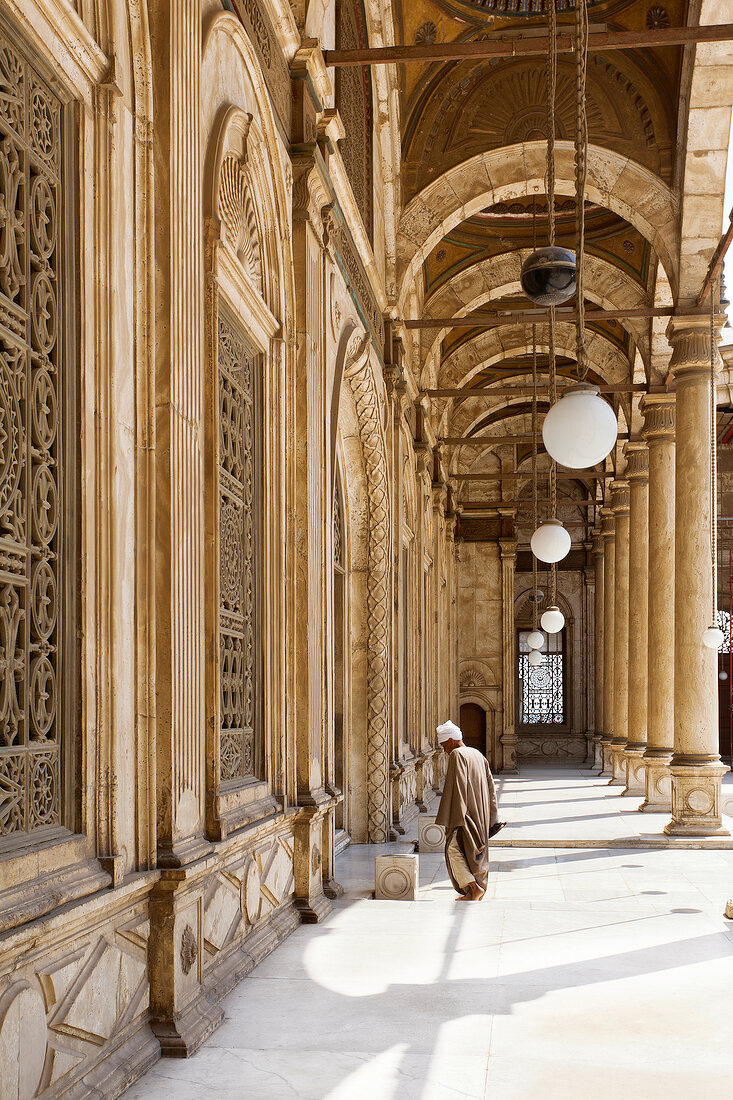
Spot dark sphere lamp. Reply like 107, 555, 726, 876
520, 246, 576, 306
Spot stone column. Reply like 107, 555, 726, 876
624, 443, 650, 795
592, 534, 604, 769
583, 556, 596, 764
600, 508, 615, 775
665, 316, 729, 835
289, 61, 337, 917
500, 538, 518, 773
640, 395, 676, 811
609, 481, 630, 784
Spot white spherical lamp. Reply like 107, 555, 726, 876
531, 518, 571, 564
528, 648, 543, 667
542, 384, 618, 470
541, 606, 565, 634
526, 630, 545, 650
703, 626, 725, 650
720, 670, 728, 681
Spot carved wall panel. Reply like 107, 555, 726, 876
336, 0, 373, 242
0, 29, 67, 841
202, 833, 295, 965
0, 908, 151, 1094
217, 301, 260, 785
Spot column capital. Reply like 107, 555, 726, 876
641, 393, 676, 441
499, 538, 517, 561
610, 479, 630, 514
600, 507, 615, 538
592, 532, 604, 556
623, 441, 649, 482
666, 313, 724, 381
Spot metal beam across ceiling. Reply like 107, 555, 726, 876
324, 23, 733, 67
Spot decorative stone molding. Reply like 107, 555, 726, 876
344, 332, 391, 842
623, 442, 649, 481
610, 479, 630, 513
666, 315, 724, 378
600, 507, 615, 538
180, 925, 198, 975
641, 394, 676, 440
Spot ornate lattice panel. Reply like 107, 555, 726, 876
218, 302, 258, 783
333, 477, 343, 570
0, 32, 64, 838
518, 631, 565, 725
336, 0, 373, 242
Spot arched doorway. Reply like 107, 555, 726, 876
460, 703, 487, 756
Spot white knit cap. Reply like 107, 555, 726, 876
436, 720, 463, 744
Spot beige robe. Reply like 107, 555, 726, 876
435, 745, 498, 893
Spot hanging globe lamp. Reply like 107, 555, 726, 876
520, 246, 577, 306
541, 606, 565, 634
528, 649, 544, 667
531, 518, 571, 564
702, 626, 725, 650
526, 630, 545, 650
542, 383, 618, 470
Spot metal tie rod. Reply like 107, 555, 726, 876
324, 23, 733, 67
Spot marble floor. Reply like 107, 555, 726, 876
491, 765, 733, 848
127, 769, 733, 1100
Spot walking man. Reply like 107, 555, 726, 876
435, 720, 499, 901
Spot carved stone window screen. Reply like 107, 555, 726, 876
217, 297, 262, 786
0, 24, 74, 844
333, 468, 344, 573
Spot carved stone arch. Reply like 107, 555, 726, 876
203, 12, 296, 328
342, 330, 391, 842
514, 585, 574, 626
211, 107, 263, 295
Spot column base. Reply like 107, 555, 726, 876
500, 730, 519, 774
600, 740, 613, 776
584, 732, 596, 765
638, 752, 672, 812
664, 761, 730, 836
592, 734, 604, 771
622, 746, 646, 796
608, 743, 627, 785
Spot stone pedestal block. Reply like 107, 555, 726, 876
623, 749, 646, 796
608, 746, 627, 786
639, 754, 672, 812
724, 899, 733, 920
418, 815, 446, 853
664, 763, 730, 836
375, 855, 419, 900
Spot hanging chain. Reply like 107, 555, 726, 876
546, 0, 557, 248
532, 322, 539, 630
549, 304, 558, 519
575, 0, 590, 381
531, 196, 540, 630
551, 562, 557, 607
711, 276, 719, 625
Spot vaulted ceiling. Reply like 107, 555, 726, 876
390, 0, 695, 540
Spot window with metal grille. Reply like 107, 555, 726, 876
517, 629, 565, 725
